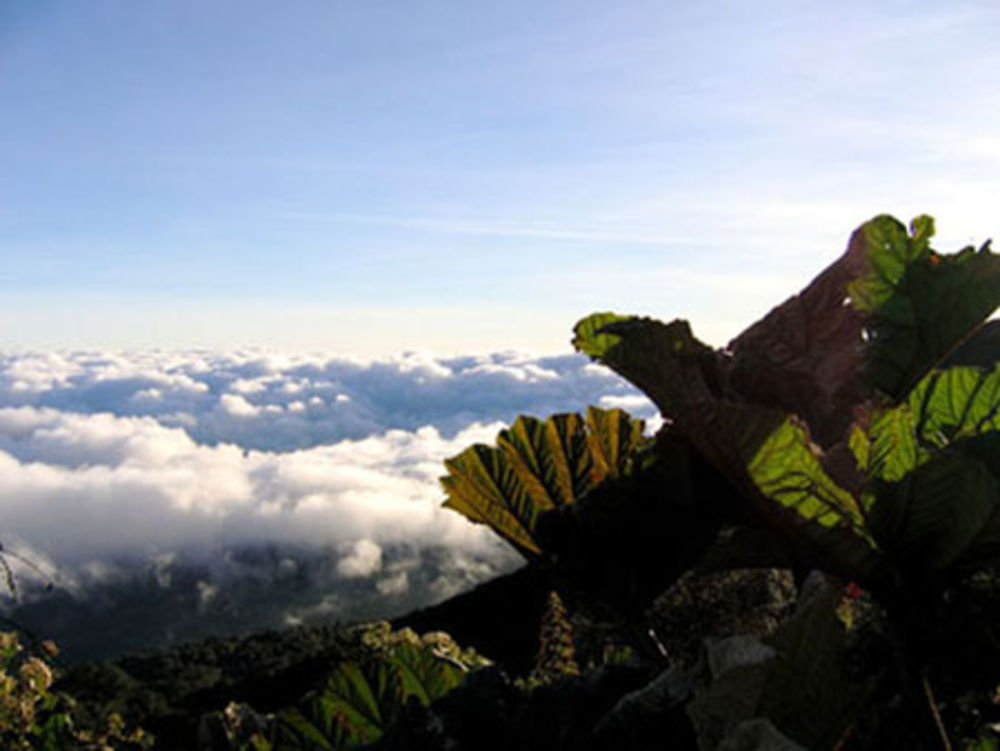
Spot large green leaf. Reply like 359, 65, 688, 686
271, 635, 472, 749
945, 320, 1000, 368
571, 216, 1000, 585
722, 406, 881, 581
390, 643, 466, 707
867, 454, 1000, 570
584, 404, 648, 478
440, 407, 648, 558
732, 368, 1000, 578
497, 412, 591, 509
866, 402, 919, 483
942, 437, 1000, 571
758, 581, 879, 748
907, 364, 1000, 450
571, 316, 722, 425
573, 312, 882, 580
746, 415, 863, 530
440, 443, 541, 556
323, 661, 394, 743
571, 311, 636, 362
273, 705, 344, 750
858, 364, 1000, 570
722, 215, 1000, 444
274, 660, 396, 749
850, 217, 1000, 399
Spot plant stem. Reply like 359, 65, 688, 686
922, 670, 952, 751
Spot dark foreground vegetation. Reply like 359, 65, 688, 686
6, 213, 1000, 749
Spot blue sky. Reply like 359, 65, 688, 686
2, 1, 999, 354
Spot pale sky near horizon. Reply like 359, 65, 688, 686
2, 1, 999, 355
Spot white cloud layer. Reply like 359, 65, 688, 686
0, 350, 655, 451
0, 407, 506, 563
0, 350, 655, 657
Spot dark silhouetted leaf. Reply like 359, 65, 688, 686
868, 455, 1000, 570
758, 581, 878, 748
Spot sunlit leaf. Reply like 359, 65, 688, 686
441, 408, 648, 558
867, 404, 919, 483
746, 416, 863, 530
571, 315, 720, 423
848, 215, 1000, 399
907, 365, 1000, 449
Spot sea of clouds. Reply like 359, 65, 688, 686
0, 350, 656, 659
